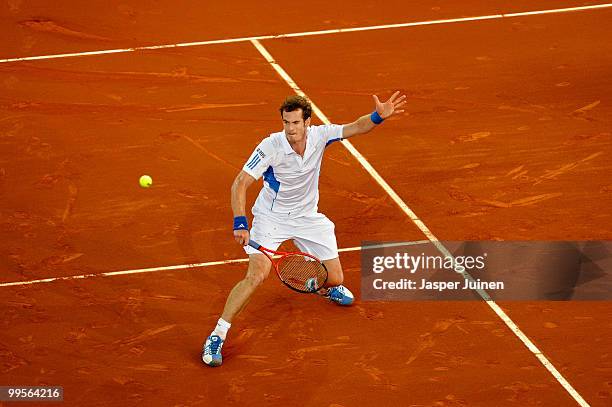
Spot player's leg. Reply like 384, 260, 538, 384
221, 254, 271, 322
320, 256, 353, 305
202, 255, 271, 367
322, 257, 344, 287
202, 213, 285, 367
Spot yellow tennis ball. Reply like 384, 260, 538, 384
139, 175, 153, 188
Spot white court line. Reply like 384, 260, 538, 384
249, 40, 591, 407
0, 3, 611, 63
0, 241, 430, 288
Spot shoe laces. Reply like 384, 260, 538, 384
329, 286, 345, 299
205, 336, 223, 355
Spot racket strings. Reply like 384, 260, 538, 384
277, 255, 327, 291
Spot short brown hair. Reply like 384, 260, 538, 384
279, 95, 312, 120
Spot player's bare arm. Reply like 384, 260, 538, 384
342, 91, 407, 139
231, 170, 256, 245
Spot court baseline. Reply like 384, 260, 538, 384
0, 3, 610, 63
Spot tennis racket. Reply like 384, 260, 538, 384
247, 240, 328, 294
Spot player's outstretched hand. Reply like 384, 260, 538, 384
373, 91, 407, 119
234, 229, 250, 246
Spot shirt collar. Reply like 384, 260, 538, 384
281, 132, 294, 155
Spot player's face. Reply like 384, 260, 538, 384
282, 109, 310, 142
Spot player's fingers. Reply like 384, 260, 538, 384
395, 101, 407, 109
372, 94, 381, 106
389, 90, 400, 102
234, 231, 244, 244
238, 233, 243, 244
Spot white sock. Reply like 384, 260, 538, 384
212, 318, 231, 340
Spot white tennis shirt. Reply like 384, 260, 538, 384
242, 124, 343, 218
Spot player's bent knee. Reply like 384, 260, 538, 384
244, 268, 268, 288
244, 273, 265, 288
244, 254, 271, 288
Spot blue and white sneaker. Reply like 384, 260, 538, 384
202, 335, 224, 367
324, 285, 354, 306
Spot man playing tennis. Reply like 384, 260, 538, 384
203, 91, 406, 366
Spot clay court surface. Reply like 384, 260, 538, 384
1, 1, 611, 406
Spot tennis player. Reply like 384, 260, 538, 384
203, 92, 406, 366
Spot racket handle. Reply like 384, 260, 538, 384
247, 240, 261, 250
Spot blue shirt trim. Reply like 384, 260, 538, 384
325, 137, 342, 147
263, 166, 280, 210
263, 166, 280, 193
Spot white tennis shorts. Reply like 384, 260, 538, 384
244, 212, 339, 260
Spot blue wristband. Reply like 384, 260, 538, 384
370, 111, 384, 125
233, 216, 249, 231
